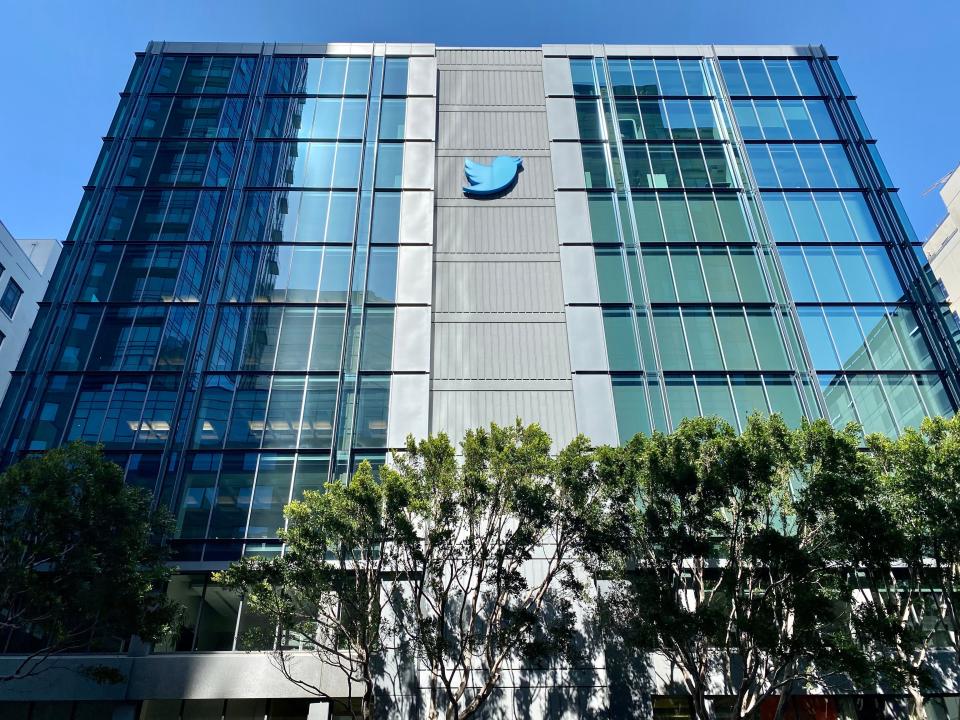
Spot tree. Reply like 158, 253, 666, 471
842, 416, 960, 719
385, 421, 610, 720
0, 442, 177, 682
217, 460, 413, 720
597, 416, 880, 720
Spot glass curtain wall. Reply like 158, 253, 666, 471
571, 56, 813, 440
5, 52, 410, 563
570, 53, 958, 440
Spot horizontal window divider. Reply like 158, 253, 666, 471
660, 370, 796, 376
112, 185, 234, 191
620, 139, 728, 145
142, 92, 253, 98
262, 93, 370, 99
627, 186, 742, 193
242, 185, 364, 191
648, 302, 783, 308
758, 186, 870, 192
70, 301, 202, 307
252, 138, 364, 144
816, 370, 946, 376
609, 94, 717, 101
228, 241, 355, 247
727, 94, 828, 101
742, 139, 847, 145
201, 370, 342, 376
793, 301, 913, 307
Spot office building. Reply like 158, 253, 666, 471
1, 42, 958, 719
0, 221, 60, 402
925, 164, 960, 317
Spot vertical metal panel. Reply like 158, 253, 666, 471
550, 142, 585, 189
396, 246, 433, 305
432, 322, 571, 380
392, 306, 432, 372
545, 98, 579, 140
565, 306, 608, 372
554, 191, 593, 244
399, 191, 434, 245
406, 56, 438, 96
438, 111, 549, 151
542, 56, 574, 97
404, 97, 437, 141
572, 374, 619, 446
434, 206, 558, 254
560, 246, 600, 304
387, 374, 430, 448
402, 142, 435, 190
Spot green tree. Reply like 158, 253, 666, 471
217, 460, 413, 720
597, 416, 880, 720
386, 421, 609, 720
0, 442, 177, 682
847, 415, 960, 719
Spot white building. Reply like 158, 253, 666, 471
0, 220, 61, 401
924, 164, 960, 316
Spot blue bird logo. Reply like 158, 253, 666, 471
463, 156, 523, 197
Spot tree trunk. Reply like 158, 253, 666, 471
691, 692, 711, 720
907, 685, 928, 720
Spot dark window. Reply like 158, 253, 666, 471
0, 279, 24, 317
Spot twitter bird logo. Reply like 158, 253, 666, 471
463, 156, 523, 197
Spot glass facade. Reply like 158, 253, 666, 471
562, 53, 960, 442
1, 50, 423, 564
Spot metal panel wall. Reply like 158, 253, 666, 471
431, 49, 577, 447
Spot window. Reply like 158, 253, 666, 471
0, 279, 23, 317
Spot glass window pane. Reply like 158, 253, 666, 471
769, 145, 807, 187
311, 307, 345, 371
575, 100, 603, 140
226, 376, 269, 448
715, 308, 756, 370
361, 307, 395, 371
648, 146, 681, 188
748, 309, 790, 369
659, 193, 694, 242
679, 60, 708, 96
719, 60, 748, 95
764, 376, 804, 427
379, 99, 405, 140
805, 247, 847, 301
670, 248, 707, 302
796, 145, 834, 187
608, 60, 634, 97
665, 100, 696, 139
631, 59, 658, 96
595, 248, 630, 303
760, 192, 797, 243
834, 247, 880, 302
688, 194, 723, 241
857, 307, 906, 371
355, 377, 390, 447
633, 195, 665, 242
582, 146, 610, 188
730, 247, 769, 301
623, 146, 652, 188
383, 57, 408, 95
849, 374, 897, 436
642, 247, 675, 302
696, 376, 737, 427
612, 378, 650, 442
248, 455, 294, 538
264, 376, 304, 448
843, 193, 881, 242
780, 100, 814, 139
588, 194, 620, 242
208, 453, 256, 539
815, 192, 857, 243
371, 192, 401, 244
701, 247, 739, 302
741, 61, 774, 95
887, 307, 935, 371
570, 59, 596, 96
676, 145, 709, 188
176, 453, 220, 538
733, 100, 761, 139
790, 60, 821, 96
653, 309, 689, 370
765, 60, 799, 96
786, 194, 827, 242
367, 246, 397, 302
755, 100, 788, 140
684, 308, 723, 370
300, 377, 336, 448
824, 307, 870, 371
778, 247, 816, 302
603, 309, 641, 371
731, 375, 769, 428
654, 59, 685, 95
638, 100, 669, 139
375, 144, 403, 188
863, 247, 904, 300
665, 376, 699, 429
616, 100, 643, 139
806, 101, 837, 140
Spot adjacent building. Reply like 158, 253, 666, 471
1, 42, 958, 719
925, 164, 960, 317
0, 221, 60, 402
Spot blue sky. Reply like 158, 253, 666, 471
1, 0, 958, 241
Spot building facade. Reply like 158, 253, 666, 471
925, 164, 960, 318
0, 221, 60, 402
1, 42, 959, 719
